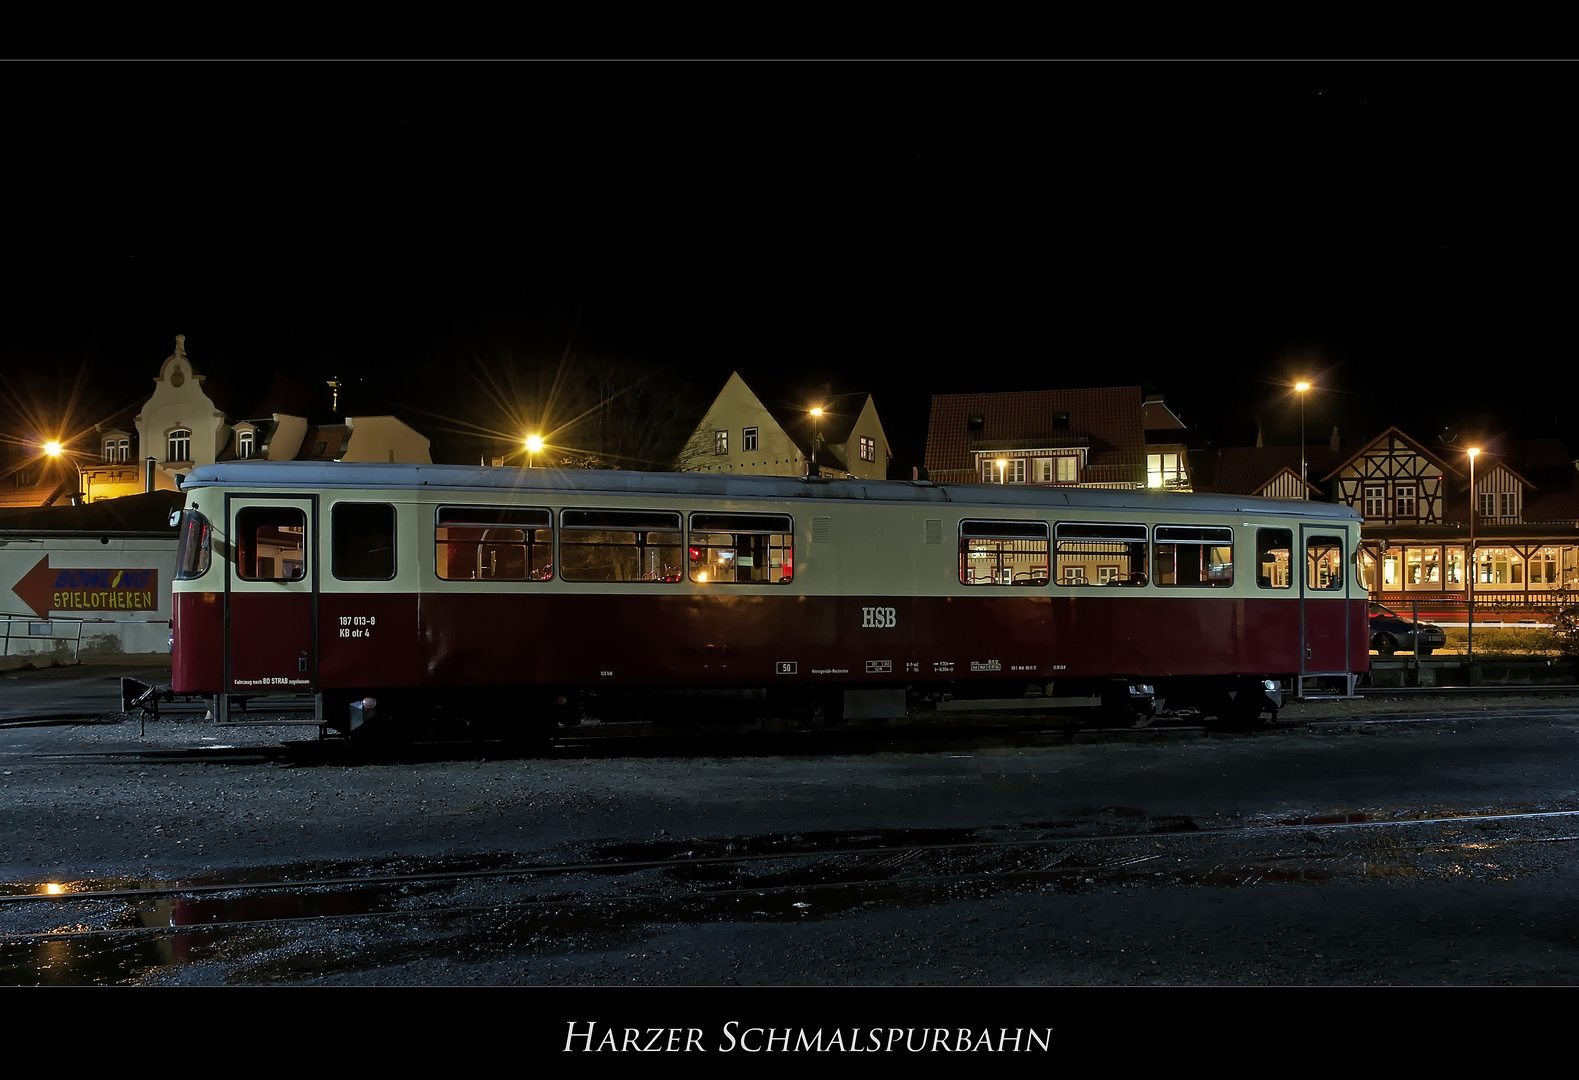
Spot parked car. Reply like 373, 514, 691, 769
1368, 602, 1447, 656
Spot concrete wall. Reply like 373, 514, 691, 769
0, 536, 177, 658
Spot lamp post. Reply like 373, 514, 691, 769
524, 434, 544, 470
1467, 446, 1480, 667
809, 407, 823, 477
42, 441, 86, 505
996, 458, 1007, 485
1295, 381, 1312, 500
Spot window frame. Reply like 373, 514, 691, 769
235, 505, 307, 582
1054, 522, 1149, 587
331, 502, 398, 581
1153, 524, 1235, 588
958, 519, 1050, 587
559, 508, 684, 583
687, 512, 795, 584
434, 505, 553, 582
167, 428, 192, 463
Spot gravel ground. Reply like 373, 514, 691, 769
4, 665, 1579, 986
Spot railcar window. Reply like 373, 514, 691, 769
236, 507, 306, 582
1307, 535, 1345, 591
1256, 528, 1293, 589
561, 509, 683, 582
435, 506, 552, 581
688, 513, 794, 584
1054, 522, 1148, 587
174, 509, 211, 580
333, 503, 397, 581
959, 520, 1049, 586
1153, 525, 1234, 588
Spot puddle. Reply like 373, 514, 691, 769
0, 819, 1508, 984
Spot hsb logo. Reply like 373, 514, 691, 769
862, 606, 896, 628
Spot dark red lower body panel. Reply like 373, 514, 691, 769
174, 591, 1369, 694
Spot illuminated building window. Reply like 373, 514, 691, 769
1146, 453, 1185, 489
1057, 456, 1077, 483
714, 429, 727, 455
860, 436, 875, 462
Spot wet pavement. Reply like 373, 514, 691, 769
3, 661, 1579, 985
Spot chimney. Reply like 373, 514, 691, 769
145, 457, 156, 493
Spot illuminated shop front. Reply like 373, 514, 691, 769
1361, 538, 1579, 601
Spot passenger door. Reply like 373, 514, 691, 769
225, 495, 318, 694
1301, 528, 1349, 676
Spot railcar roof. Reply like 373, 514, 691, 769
181, 462, 1362, 522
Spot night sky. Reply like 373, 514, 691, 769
5, 62, 1576, 474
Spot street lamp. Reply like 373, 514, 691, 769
524, 434, 544, 469
1295, 381, 1312, 500
1467, 446, 1480, 666
809, 407, 824, 476
996, 458, 1007, 485
42, 440, 86, 505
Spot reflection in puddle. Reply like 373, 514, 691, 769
0, 815, 1543, 984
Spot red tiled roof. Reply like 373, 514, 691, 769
924, 388, 1145, 485
1203, 446, 1341, 497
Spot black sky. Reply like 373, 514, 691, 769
5, 61, 1576, 472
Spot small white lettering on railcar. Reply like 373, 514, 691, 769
865, 660, 892, 673
970, 660, 1001, 672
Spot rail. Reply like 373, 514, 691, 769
0, 614, 172, 659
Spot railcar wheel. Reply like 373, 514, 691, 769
1206, 679, 1269, 733
1373, 634, 1398, 656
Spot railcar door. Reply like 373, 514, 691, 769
1300, 527, 1350, 675
225, 495, 318, 698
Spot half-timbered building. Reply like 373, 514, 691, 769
1320, 430, 1579, 607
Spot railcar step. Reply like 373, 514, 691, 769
217, 718, 323, 727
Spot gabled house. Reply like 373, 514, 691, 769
1317, 428, 1579, 603
61, 336, 434, 503
1322, 427, 1459, 527
677, 372, 891, 480
1194, 444, 1341, 500
924, 388, 1147, 488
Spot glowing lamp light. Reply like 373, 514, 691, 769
809, 407, 823, 418
43, 441, 64, 457
1295, 381, 1311, 393
524, 435, 545, 454
43, 883, 63, 895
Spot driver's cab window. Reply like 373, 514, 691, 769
237, 507, 306, 581
1256, 528, 1292, 589
1307, 535, 1344, 591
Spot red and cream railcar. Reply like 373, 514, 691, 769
169, 462, 1367, 731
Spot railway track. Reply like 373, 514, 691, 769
5, 802, 1577, 982
7, 700, 1579, 768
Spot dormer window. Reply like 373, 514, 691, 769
103, 438, 129, 464
168, 429, 191, 463
237, 430, 254, 459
